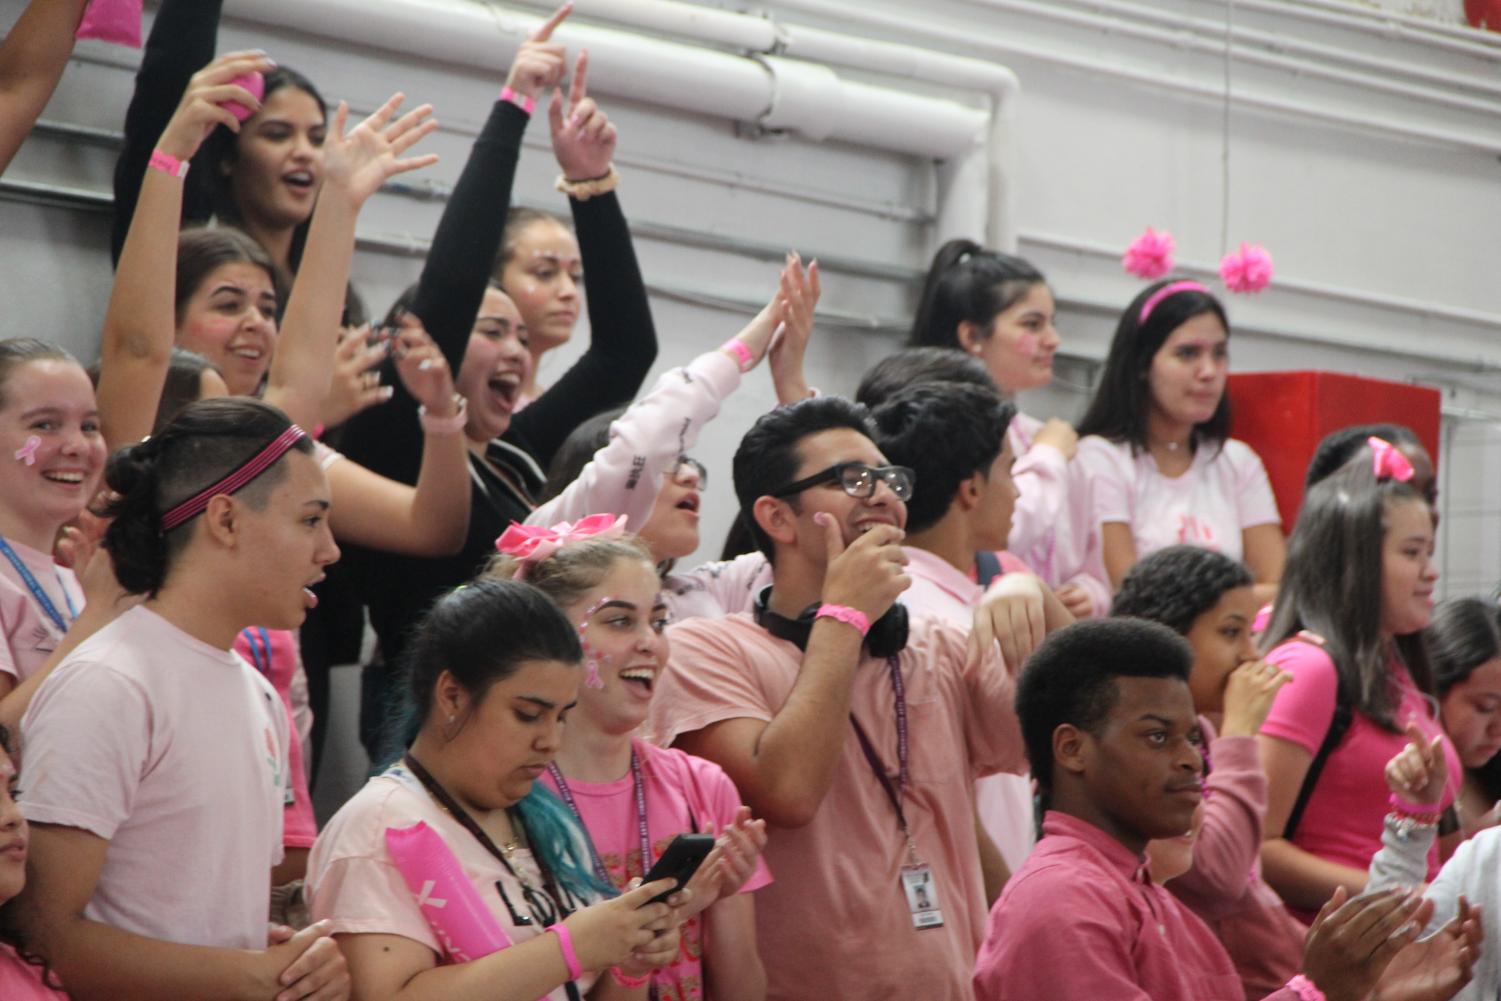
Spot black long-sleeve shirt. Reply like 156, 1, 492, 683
339, 100, 658, 664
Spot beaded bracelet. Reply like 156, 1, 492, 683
1387, 793, 1443, 826
609, 967, 653, 988
418, 395, 467, 435
555, 165, 620, 202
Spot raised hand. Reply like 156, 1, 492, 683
157, 50, 274, 162
819, 514, 910, 625
969, 572, 1049, 673
506, 2, 571, 100
1218, 658, 1293, 737
390, 317, 458, 419
318, 325, 393, 429
1373, 895, 1482, 1001
1384, 723, 1450, 807
321, 93, 440, 208
549, 50, 617, 181
768, 253, 821, 404
678, 807, 769, 918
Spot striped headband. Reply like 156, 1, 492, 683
160, 426, 307, 533
1138, 280, 1210, 325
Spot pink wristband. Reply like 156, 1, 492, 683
1387, 792, 1442, 822
1286, 974, 1326, 1001
610, 967, 653, 988
418, 396, 467, 435
547, 923, 583, 980
499, 86, 536, 115
148, 149, 189, 179
816, 603, 870, 637
722, 337, 755, 372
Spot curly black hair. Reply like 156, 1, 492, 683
1111, 545, 1254, 636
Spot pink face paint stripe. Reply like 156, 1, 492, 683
13, 436, 40, 466
577, 596, 615, 689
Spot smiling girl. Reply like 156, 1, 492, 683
0, 340, 104, 704
1075, 279, 1284, 598
489, 533, 770, 1001
1257, 439, 1455, 922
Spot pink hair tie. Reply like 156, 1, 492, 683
1368, 436, 1415, 483
1137, 280, 1210, 325
1122, 227, 1175, 280
160, 426, 307, 532
1220, 242, 1274, 293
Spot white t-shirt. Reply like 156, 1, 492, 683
1076, 436, 1280, 578
20, 606, 287, 949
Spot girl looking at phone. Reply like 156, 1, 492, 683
307, 578, 688, 1000
489, 531, 770, 1001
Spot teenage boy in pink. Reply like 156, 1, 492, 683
975, 617, 1476, 1001
869, 382, 1071, 876
648, 397, 1033, 1001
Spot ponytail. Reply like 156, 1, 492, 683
908, 239, 1046, 349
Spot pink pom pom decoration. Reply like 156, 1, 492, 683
223, 71, 266, 123
75, 0, 143, 47
1122, 227, 1176, 280
1219, 242, 1274, 294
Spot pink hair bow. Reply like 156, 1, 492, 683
1219, 242, 1274, 293
1368, 437, 1415, 483
1122, 227, 1176, 280
495, 513, 628, 564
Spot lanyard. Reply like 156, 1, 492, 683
849, 656, 916, 855
547, 750, 650, 889
0, 536, 77, 635
240, 627, 273, 677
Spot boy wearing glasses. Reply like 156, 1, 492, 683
647, 396, 1030, 1001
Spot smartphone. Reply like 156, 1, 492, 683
641, 834, 715, 905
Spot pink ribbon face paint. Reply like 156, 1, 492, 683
13, 436, 40, 466
577, 596, 616, 689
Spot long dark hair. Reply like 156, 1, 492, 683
908, 239, 1046, 351
1261, 448, 1434, 727
0, 725, 64, 990
1429, 598, 1501, 800
1075, 279, 1231, 455
197, 67, 327, 273
398, 578, 611, 901
102, 397, 313, 596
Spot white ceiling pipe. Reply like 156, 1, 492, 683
225, 0, 985, 157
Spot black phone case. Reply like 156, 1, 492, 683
642, 833, 716, 904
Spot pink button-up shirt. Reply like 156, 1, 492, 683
974, 812, 1299, 1001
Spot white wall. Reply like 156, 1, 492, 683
3, 0, 1499, 593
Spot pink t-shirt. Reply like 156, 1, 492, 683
1076, 436, 1280, 582
234, 627, 317, 850
0, 944, 67, 1000
1260, 639, 1459, 916
647, 613, 1025, 1001
0, 538, 83, 685
541, 740, 772, 1001
903, 547, 1035, 871
20, 606, 288, 949
308, 766, 599, 1000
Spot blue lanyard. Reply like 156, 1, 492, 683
0, 536, 77, 635
240, 627, 273, 677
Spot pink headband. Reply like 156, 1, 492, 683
160, 426, 308, 533
1368, 437, 1415, 483
495, 513, 628, 578
1138, 280, 1211, 325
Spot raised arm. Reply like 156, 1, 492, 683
97, 52, 271, 450
0, 0, 89, 175
264, 93, 438, 431
511, 51, 657, 468
110, 0, 225, 259
675, 520, 909, 828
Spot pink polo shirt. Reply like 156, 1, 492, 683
903, 547, 1035, 871
541, 740, 772, 1001
974, 811, 1300, 1001
1260, 639, 1458, 920
0, 537, 83, 686
648, 612, 1024, 1001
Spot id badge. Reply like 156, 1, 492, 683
901, 864, 944, 929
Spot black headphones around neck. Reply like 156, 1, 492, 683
752, 586, 909, 659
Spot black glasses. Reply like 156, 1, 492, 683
771, 461, 914, 502
674, 455, 708, 490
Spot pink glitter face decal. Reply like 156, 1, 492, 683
577, 596, 615, 689
12, 436, 40, 466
